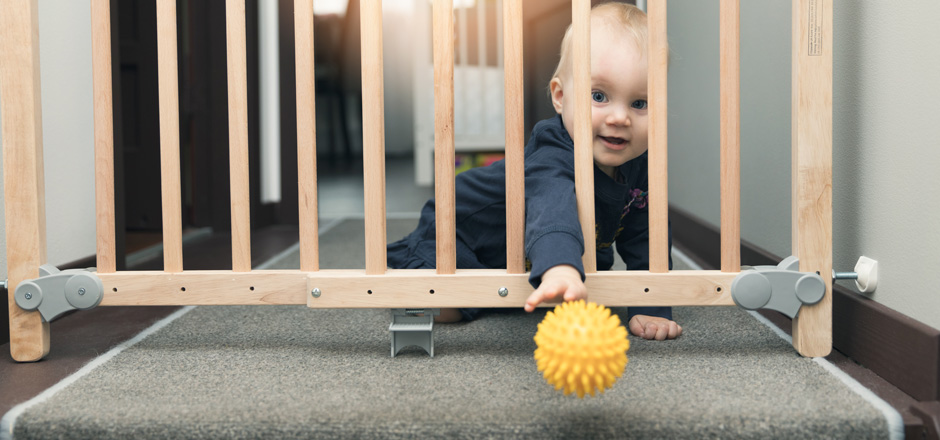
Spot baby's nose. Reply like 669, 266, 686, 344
607, 107, 630, 125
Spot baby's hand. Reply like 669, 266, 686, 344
628, 314, 682, 340
524, 265, 586, 312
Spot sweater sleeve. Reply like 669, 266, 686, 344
524, 122, 586, 288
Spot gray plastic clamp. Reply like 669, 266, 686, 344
13, 264, 104, 322
731, 256, 826, 319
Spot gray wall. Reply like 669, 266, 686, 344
667, 0, 940, 330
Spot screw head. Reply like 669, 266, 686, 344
24, 292, 33, 300
498, 287, 509, 297
78, 287, 86, 295
311, 288, 321, 298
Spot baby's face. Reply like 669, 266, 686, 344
554, 23, 649, 178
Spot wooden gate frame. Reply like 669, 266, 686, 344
2, 0, 832, 362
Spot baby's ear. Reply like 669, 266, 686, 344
549, 78, 564, 115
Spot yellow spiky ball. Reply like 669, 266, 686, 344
533, 300, 630, 398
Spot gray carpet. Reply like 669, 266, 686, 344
8, 218, 897, 439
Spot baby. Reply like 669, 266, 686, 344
387, 2, 682, 340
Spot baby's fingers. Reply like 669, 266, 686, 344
524, 284, 562, 312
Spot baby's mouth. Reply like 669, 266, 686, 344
600, 136, 627, 145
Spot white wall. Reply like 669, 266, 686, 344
1, 0, 97, 279
667, 0, 940, 330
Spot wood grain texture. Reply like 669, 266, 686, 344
572, 0, 596, 273
226, 0, 252, 272
307, 270, 736, 308
719, 0, 741, 273
791, 0, 833, 357
99, 271, 309, 305
647, 0, 669, 273
92, 0, 116, 274
360, 0, 387, 275
0, 0, 50, 362
503, 0, 525, 274
92, 270, 735, 308
433, 0, 456, 275
156, 0, 183, 272
294, 0, 319, 272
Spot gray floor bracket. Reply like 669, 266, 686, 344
731, 256, 826, 319
389, 309, 439, 357
13, 264, 103, 322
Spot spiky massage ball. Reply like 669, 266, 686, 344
533, 300, 629, 398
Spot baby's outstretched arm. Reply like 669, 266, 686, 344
524, 264, 587, 312
628, 315, 682, 340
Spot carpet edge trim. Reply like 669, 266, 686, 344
747, 310, 904, 440
812, 357, 905, 440
672, 250, 903, 440
0, 306, 196, 440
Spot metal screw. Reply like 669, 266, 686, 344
311, 288, 321, 298
24, 292, 32, 300
78, 287, 86, 296
833, 272, 858, 280
498, 287, 509, 297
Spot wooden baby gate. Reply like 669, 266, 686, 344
2, 0, 833, 362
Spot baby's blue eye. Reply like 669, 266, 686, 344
632, 100, 648, 110
592, 91, 607, 103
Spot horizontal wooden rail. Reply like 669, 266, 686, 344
96, 270, 737, 308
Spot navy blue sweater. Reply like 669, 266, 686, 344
388, 115, 672, 320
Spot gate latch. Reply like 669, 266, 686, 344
14, 264, 103, 322
731, 256, 826, 319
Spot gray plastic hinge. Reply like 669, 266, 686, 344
13, 264, 104, 322
731, 256, 826, 319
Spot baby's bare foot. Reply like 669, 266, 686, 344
628, 315, 682, 340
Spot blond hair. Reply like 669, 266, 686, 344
550, 2, 648, 85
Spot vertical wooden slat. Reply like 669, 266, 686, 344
572, 0, 595, 273
647, 0, 669, 273
226, 0, 251, 272
1, 0, 50, 362
791, 0, 833, 357
361, 0, 387, 275
92, 0, 116, 273
504, 0, 525, 274
295, 0, 319, 272
434, 0, 456, 274
719, 0, 740, 272
156, 0, 183, 272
